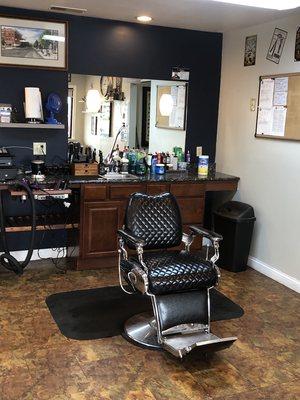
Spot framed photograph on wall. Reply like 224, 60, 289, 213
244, 35, 257, 66
266, 28, 287, 64
0, 16, 67, 70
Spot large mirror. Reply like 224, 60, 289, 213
68, 74, 188, 159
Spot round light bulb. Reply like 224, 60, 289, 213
159, 93, 174, 116
136, 15, 153, 22
86, 89, 101, 113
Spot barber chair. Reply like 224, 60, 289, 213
118, 193, 236, 358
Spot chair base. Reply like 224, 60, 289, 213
124, 312, 237, 358
124, 312, 161, 350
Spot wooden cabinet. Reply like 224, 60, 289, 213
177, 197, 205, 225
81, 201, 124, 259
74, 179, 237, 270
147, 184, 169, 195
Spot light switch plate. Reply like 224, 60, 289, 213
33, 142, 46, 155
250, 98, 256, 112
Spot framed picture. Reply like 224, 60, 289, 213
0, 16, 67, 70
244, 35, 257, 66
267, 28, 287, 64
295, 27, 300, 61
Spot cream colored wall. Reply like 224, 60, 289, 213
216, 12, 300, 285
69, 74, 86, 143
148, 80, 186, 154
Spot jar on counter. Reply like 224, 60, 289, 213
198, 155, 209, 176
155, 164, 165, 175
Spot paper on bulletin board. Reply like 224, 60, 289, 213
257, 108, 273, 135
272, 106, 287, 136
169, 85, 186, 128
273, 91, 288, 106
259, 78, 274, 108
273, 76, 289, 106
274, 77, 289, 92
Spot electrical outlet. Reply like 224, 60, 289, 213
33, 142, 46, 156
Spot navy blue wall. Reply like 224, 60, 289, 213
0, 6, 222, 165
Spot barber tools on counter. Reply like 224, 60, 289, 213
69, 141, 99, 176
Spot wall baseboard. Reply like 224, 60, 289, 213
5, 248, 66, 262
248, 256, 300, 293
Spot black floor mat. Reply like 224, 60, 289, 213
46, 286, 244, 340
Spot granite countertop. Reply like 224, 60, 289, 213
68, 171, 239, 185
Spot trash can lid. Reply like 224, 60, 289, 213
214, 201, 255, 220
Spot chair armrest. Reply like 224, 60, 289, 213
118, 229, 145, 248
189, 225, 223, 242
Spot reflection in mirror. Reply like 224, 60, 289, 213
68, 74, 188, 163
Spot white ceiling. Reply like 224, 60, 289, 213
0, 0, 298, 32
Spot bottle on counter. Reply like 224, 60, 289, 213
157, 152, 162, 164
121, 155, 129, 174
92, 148, 97, 162
171, 154, 178, 171
166, 152, 171, 164
186, 150, 191, 164
147, 153, 152, 169
128, 149, 137, 174
151, 154, 157, 174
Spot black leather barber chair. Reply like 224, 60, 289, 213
118, 193, 236, 358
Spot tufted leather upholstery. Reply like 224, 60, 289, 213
121, 250, 218, 295
124, 193, 182, 250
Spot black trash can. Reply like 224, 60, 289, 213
213, 201, 256, 272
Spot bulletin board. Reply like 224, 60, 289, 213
255, 73, 300, 141
156, 84, 187, 130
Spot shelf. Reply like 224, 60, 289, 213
5, 223, 79, 233
4, 214, 79, 233
0, 123, 65, 129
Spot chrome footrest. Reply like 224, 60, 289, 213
123, 312, 236, 357
162, 332, 237, 358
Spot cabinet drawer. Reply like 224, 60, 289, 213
170, 183, 205, 198
177, 197, 204, 224
147, 184, 169, 195
110, 184, 144, 200
83, 185, 107, 201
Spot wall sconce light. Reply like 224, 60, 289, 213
86, 88, 101, 113
159, 93, 174, 116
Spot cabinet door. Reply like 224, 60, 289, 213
177, 197, 205, 224
82, 201, 124, 258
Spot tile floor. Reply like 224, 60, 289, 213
0, 260, 299, 399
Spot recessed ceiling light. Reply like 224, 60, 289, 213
211, 0, 300, 10
136, 16, 153, 23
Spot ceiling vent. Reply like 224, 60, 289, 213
49, 6, 87, 14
